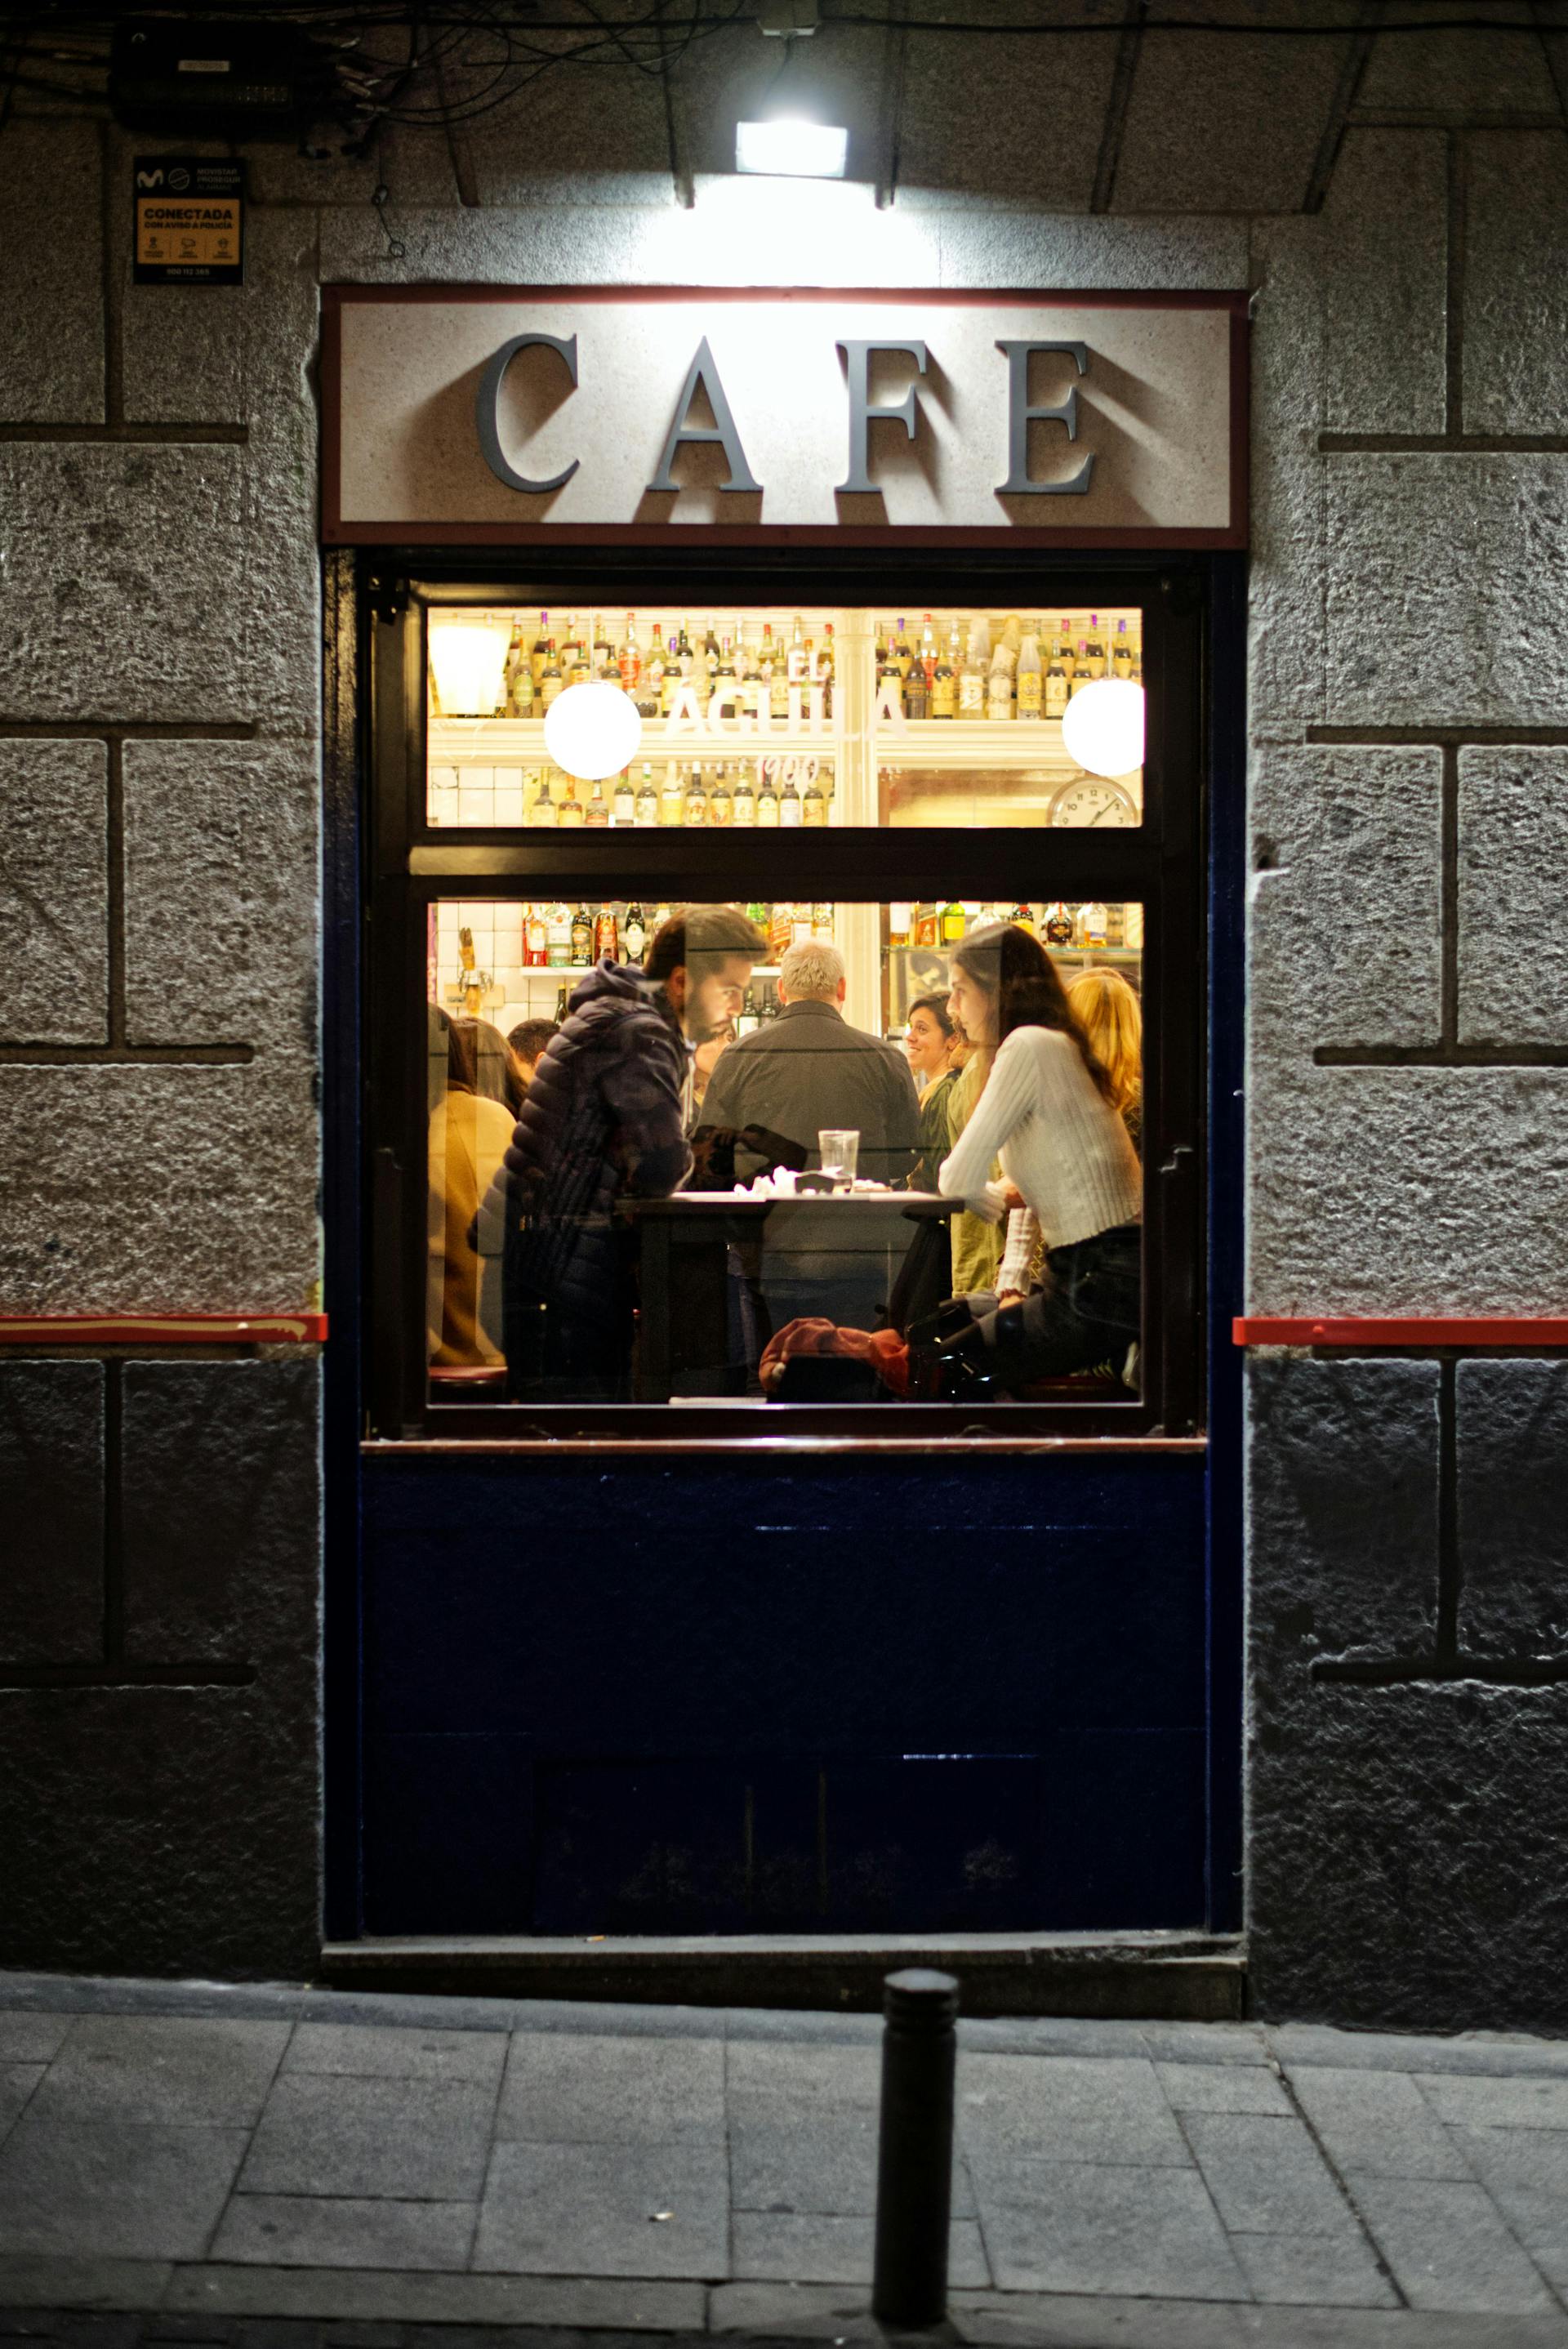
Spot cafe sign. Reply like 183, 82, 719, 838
322, 287, 1246, 547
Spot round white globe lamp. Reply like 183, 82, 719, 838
1060, 678, 1144, 780
543, 680, 644, 780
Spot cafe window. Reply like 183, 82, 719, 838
368, 568, 1203, 1440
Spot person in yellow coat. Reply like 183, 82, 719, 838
427, 1011, 521, 1367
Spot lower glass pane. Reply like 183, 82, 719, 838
425, 901, 1144, 1409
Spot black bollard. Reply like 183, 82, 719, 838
871, 1967, 960, 2329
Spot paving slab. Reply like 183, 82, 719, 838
472, 2141, 728, 2279
0, 1977, 307, 2025
1416, 2074, 1568, 2131
494, 2034, 724, 2144
1179, 2111, 1359, 2238
165, 2264, 706, 2329
726, 2117, 881, 2218
0, 2068, 44, 2138
0, 2017, 73, 2065
1271, 2026, 1568, 2078
1289, 2067, 1472, 2182
1447, 2124, 1568, 2285
26, 2018, 291, 2130
298, 1991, 523, 2035
1156, 2062, 1293, 2117
281, 2024, 508, 2089
238, 2074, 497, 2202
706, 2280, 885, 2337
1141, 2024, 1271, 2067
1230, 2229, 1397, 2308
1345, 2174, 1557, 2316
725, 2041, 880, 2116
0, 2256, 174, 2311
0, 2121, 249, 2259
729, 2209, 989, 2287
964, 2153, 1250, 2299
1237, 2316, 1568, 2347
953, 2289, 1251, 2347
959, 2053, 1191, 2169
209, 2194, 478, 2272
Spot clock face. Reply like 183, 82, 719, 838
1049, 778, 1138, 829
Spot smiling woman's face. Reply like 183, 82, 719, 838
904, 1005, 949, 1078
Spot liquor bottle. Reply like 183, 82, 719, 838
585, 778, 609, 828
788, 613, 808, 681
756, 767, 781, 827
612, 768, 635, 825
888, 902, 912, 949
1076, 899, 1109, 947
960, 616, 990, 720
661, 640, 682, 715
768, 903, 793, 961
623, 902, 648, 964
659, 761, 684, 827
526, 907, 548, 965
555, 983, 569, 1021
1044, 639, 1069, 719
684, 763, 709, 827
811, 902, 834, 939
594, 614, 616, 675
801, 769, 827, 827
676, 617, 694, 679
731, 765, 757, 826
778, 771, 804, 827
630, 764, 655, 827
557, 781, 585, 829
1016, 625, 1043, 720
745, 899, 770, 934
987, 640, 1014, 722
595, 903, 619, 961
940, 898, 966, 944
713, 636, 737, 714
995, 613, 1022, 678
877, 638, 903, 715
570, 905, 594, 964
540, 641, 564, 711
894, 617, 914, 680
735, 986, 760, 1038
502, 620, 527, 706
619, 613, 643, 691
1085, 617, 1107, 679
1042, 901, 1074, 946
1009, 901, 1036, 934
646, 630, 666, 710
932, 630, 958, 720
1104, 900, 1125, 948
510, 657, 534, 720
1055, 624, 1076, 682
708, 764, 733, 828
1070, 640, 1094, 696
530, 611, 551, 686
1112, 618, 1134, 682
905, 635, 929, 721
740, 636, 763, 721
770, 636, 791, 720
528, 773, 558, 827
546, 904, 572, 967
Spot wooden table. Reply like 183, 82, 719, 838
620, 1190, 958, 1403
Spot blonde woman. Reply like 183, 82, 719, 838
1068, 965, 1143, 1152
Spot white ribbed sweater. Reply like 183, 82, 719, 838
938, 1024, 1142, 1279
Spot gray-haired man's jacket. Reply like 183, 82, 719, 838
695, 998, 920, 1184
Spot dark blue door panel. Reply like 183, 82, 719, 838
360, 1454, 1213, 1933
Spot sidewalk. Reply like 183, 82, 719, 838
2, 1975, 1568, 2348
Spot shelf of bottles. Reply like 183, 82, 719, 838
425, 604, 1144, 832
432, 897, 1142, 1050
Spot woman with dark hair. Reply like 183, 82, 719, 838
905, 991, 960, 1193
935, 923, 1143, 1385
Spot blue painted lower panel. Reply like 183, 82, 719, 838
360, 1454, 1214, 1933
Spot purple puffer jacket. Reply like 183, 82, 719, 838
483, 956, 692, 1334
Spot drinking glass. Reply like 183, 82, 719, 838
817, 1129, 860, 1185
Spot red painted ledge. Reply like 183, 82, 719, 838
0, 1313, 327, 1346
1235, 1316, 1568, 1348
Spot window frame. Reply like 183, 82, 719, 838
364, 550, 1208, 1444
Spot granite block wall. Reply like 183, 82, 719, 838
0, 7, 1563, 2012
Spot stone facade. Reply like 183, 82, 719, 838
0, 9, 1564, 2021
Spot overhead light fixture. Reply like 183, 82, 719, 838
1061, 678, 1145, 780
428, 613, 512, 718
737, 0, 848, 178
544, 680, 644, 779
736, 116, 848, 179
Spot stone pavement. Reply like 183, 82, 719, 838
3, 1977, 1568, 2347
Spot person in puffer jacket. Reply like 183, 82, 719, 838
480, 904, 767, 1398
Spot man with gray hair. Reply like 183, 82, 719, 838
695, 937, 920, 1187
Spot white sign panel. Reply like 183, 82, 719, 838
323, 287, 1246, 546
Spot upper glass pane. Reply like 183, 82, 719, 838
425, 604, 1144, 831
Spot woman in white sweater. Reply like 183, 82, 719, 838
936, 924, 1143, 1386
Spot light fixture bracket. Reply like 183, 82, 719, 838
758, 0, 821, 33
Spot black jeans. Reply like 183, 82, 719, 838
964, 1220, 1142, 1387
